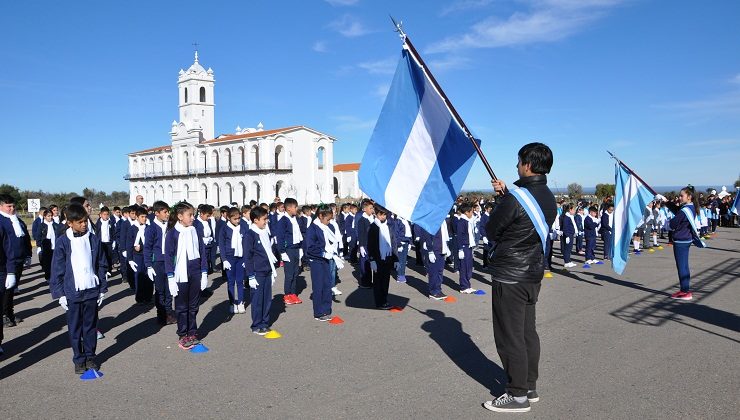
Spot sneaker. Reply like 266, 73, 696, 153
376, 303, 392, 310
315, 314, 332, 322
284, 294, 296, 305
460, 288, 476, 294
564, 262, 577, 268
96, 329, 105, 340
166, 314, 177, 325
74, 363, 87, 375
429, 292, 447, 301
396, 275, 407, 283
3, 316, 16, 327
85, 359, 99, 371
527, 390, 539, 402
190, 335, 201, 345
483, 393, 531, 413
358, 284, 372, 289
229, 304, 235, 314
670, 291, 693, 301
331, 286, 343, 296
237, 303, 246, 314
178, 336, 194, 350
253, 328, 269, 336
292, 294, 303, 304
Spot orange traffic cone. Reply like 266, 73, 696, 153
329, 316, 344, 324
444, 296, 457, 303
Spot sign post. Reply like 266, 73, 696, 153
28, 198, 41, 219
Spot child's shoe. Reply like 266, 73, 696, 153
237, 303, 246, 314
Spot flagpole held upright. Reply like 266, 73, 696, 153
607, 151, 658, 196
390, 16, 499, 183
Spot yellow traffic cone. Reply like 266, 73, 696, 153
544, 271, 553, 278
264, 330, 282, 339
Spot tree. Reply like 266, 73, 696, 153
567, 183, 583, 200
595, 183, 616, 200
0, 184, 22, 209
735, 175, 740, 189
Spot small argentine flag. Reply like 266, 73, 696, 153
359, 48, 478, 234
612, 163, 656, 275
731, 187, 740, 215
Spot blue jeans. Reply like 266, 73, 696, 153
602, 233, 613, 260
309, 259, 332, 318
283, 248, 300, 295
673, 241, 691, 292
396, 241, 409, 277
225, 257, 245, 305
250, 272, 272, 330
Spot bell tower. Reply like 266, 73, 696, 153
173, 50, 215, 142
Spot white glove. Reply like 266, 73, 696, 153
97, 293, 105, 307
566, 237, 571, 244
112, 241, 117, 250
422, 242, 428, 250
397, 246, 403, 252
299, 249, 304, 261
59, 296, 68, 311
281, 252, 290, 262
370, 261, 378, 272
147, 267, 156, 281
122, 251, 127, 258
200, 272, 208, 290
428, 252, 436, 264
168, 276, 178, 297
332, 255, 345, 270
346, 237, 352, 243
359, 247, 367, 258
248, 276, 259, 289
483, 237, 489, 245
37, 247, 42, 255
128, 260, 137, 272
415, 237, 420, 242
223, 260, 232, 270
5, 273, 16, 289
655, 194, 668, 202
458, 249, 465, 259
105, 272, 111, 280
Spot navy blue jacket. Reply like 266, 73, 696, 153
39, 222, 61, 247
584, 216, 599, 239
275, 215, 302, 253
49, 232, 108, 302
32, 216, 43, 244
0, 216, 31, 271
116, 218, 131, 255
393, 217, 412, 243
368, 221, 398, 263
574, 214, 584, 234
420, 226, 445, 255
164, 227, 208, 276
344, 214, 357, 242
356, 214, 373, 249
218, 222, 248, 262
242, 229, 272, 277
0, 221, 16, 279
298, 215, 310, 236
126, 222, 147, 261
455, 217, 473, 248
194, 218, 216, 248
599, 213, 612, 235
478, 212, 490, 238
305, 223, 330, 260
143, 222, 167, 267
94, 218, 116, 244
668, 204, 695, 242
561, 214, 576, 237
337, 212, 347, 236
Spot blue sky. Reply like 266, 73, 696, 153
2, 0, 739, 193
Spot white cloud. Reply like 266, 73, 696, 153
731, 73, 740, 85
440, 0, 493, 17
325, 0, 359, 6
357, 57, 397, 75
428, 55, 471, 71
372, 83, 390, 98
427, 0, 623, 53
654, 91, 740, 118
332, 115, 376, 131
312, 41, 328, 53
328, 14, 371, 38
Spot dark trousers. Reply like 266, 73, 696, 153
119, 251, 129, 284
283, 248, 300, 295
450, 237, 460, 272
459, 247, 473, 290
174, 269, 201, 337
225, 257, 245, 305
414, 240, 424, 265
396, 242, 409, 277
492, 280, 541, 397
673, 241, 691, 292
0, 287, 4, 343
711, 218, 718, 232
372, 259, 393, 307
427, 252, 444, 295
561, 236, 573, 263
66, 297, 99, 365
40, 240, 54, 280
309, 259, 332, 318
100, 242, 113, 271
602, 232, 613, 259
359, 253, 373, 287
205, 244, 217, 274
250, 272, 272, 330
2, 267, 21, 320
133, 253, 153, 303
545, 239, 554, 270
152, 261, 173, 319
585, 236, 596, 261
575, 234, 583, 252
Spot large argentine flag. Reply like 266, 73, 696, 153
359, 48, 478, 234
731, 188, 740, 215
612, 163, 655, 275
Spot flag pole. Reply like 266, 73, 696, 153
607, 151, 658, 196
390, 16, 499, 182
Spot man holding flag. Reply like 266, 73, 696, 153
482, 143, 556, 413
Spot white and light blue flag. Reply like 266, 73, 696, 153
732, 188, 740, 215
359, 48, 478, 234
612, 163, 656, 275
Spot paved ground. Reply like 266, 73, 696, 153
1, 227, 738, 419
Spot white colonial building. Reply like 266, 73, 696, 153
126, 52, 359, 206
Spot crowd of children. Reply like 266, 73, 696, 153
0, 186, 737, 371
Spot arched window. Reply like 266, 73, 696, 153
253, 181, 261, 202
148, 157, 155, 175
200, 87, 206, 102
167, 184, 173, 202
183, 184, 190, 201
317, 146, 325, 170
212, 183, 220, 206
201, 183, 208, 204
224, 182, 233, 204
225, 149, 232, 171
238, 146, 245, 170
251, 145, 260, 169
275, 145, 284, 170
183, 150, 190, 173
275, 181, 283, 198
157, 156, 164, 174
166, 155, 173, 174
184, 88, 188, 103
200, 151, 207, 172
238, 182, 246, 205
132, 158, 138, 176
211, 150, 220, 172
333, 177, 339, 196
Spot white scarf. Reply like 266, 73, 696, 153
566, 214, 577, 233
53, 215, 60, 224
313, 218, 338, 257
607, 212, 613, 228
154, 218, 167, 254
461, 214, 475, 246
45, 220, 56, 250
375, 219, 392, 260
0, 211, 24, 237
289, 215, 303, 245
242, 216, 251, 225
100, 219, 110, 242
440, 221, 450, 255
66, 229, 98, 291
173, 222, 200, 283
201, 218, 212, 238
229, 222, 243, 257
399, 217, 412, 237
329, 219, 341, 251
588, 215, 600, 230
132, 220, 146, 247
250, 223, 277, 279
362, 212, 375, 224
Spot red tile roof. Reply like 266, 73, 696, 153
334, 163, 360, 172
128, 145, 172, 155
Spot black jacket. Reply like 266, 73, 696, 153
485, 175, 557, 283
